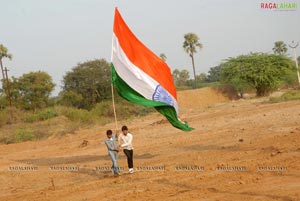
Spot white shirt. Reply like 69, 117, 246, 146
119, 133, 133, 150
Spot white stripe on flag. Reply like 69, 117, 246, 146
111, 33, 179, 114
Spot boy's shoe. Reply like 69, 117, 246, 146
114, 172, 121, 176
129, 168, 134, 174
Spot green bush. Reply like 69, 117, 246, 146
279, 68, 298, 88
15, 129, 35, 143
25, 108, 58, 123
39, 108, 58, 120
64, 108, 94, 123
91, 101, 112, 117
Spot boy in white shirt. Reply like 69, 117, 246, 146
118, 125, 134, 173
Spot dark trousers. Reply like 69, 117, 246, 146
123, 149, 133, 169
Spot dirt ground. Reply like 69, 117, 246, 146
0, 87, 299, 201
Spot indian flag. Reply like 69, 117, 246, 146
111, 8, 193, 131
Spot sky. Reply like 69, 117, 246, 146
1, 0, 300, 96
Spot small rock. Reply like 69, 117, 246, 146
239, 138, 244, 142
79, 140, 89, 148
207, 187, 218, 192
271, 150, 282, 157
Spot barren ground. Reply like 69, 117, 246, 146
0, 87, 299, 201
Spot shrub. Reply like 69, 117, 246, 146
64, 108, 94, 123
214, 85, 239, 100
0, 107, 23, 126
15, 129, 35, 143
0, 110, 8, 127
24, 108, 58, 123
91, 101, 112, 117
0, 136, 15, 144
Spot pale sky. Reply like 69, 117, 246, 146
1, 0, 300, 96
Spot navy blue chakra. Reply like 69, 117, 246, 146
152, 85, 174, 106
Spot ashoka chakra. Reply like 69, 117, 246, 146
152, 85, 174, 106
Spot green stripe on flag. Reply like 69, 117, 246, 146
111, 64, 194, 131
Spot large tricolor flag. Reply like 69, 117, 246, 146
111, 8, 193, 131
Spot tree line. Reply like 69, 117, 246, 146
1, 39, 299, 113
172, 40, 299, 96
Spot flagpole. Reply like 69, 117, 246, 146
111, 83, 118, 133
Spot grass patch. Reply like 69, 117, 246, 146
15, 128, 35, 143
64, 108, 93, 123
0, 99, 155, 144
196, 81, 221, 88
269, 90, 300, 103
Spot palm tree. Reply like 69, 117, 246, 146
0, 44, 12, 81
183, 33, 203, 88
159, 53, 167, 62
272, 41, 287, 55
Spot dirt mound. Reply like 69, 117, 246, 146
177, 87, 233, 108
0, 91, 300, 201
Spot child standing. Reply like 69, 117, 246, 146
118, 126, 134, 174
104, 129, 120, 175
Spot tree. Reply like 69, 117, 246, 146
159, 53, 167, 62
172, 69, 180, 86
60, 91, 83, 108
207, 65, 223, 82
172, 69, 190, 87
221, 53, 293, 96
183, 33, 203, 87
61, 59, 111, 109
273, 41, 287, 55
0, 44, 13, 106
0, 91, 6, 110
11, 71, 55, 111
196, 73, 207, 83
0, 44, 12, 81
178, 69, 190, 86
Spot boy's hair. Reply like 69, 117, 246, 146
106, 130, 113, 135
121, 125, 128, 131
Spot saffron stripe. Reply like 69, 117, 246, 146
113, 8, 176, 99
